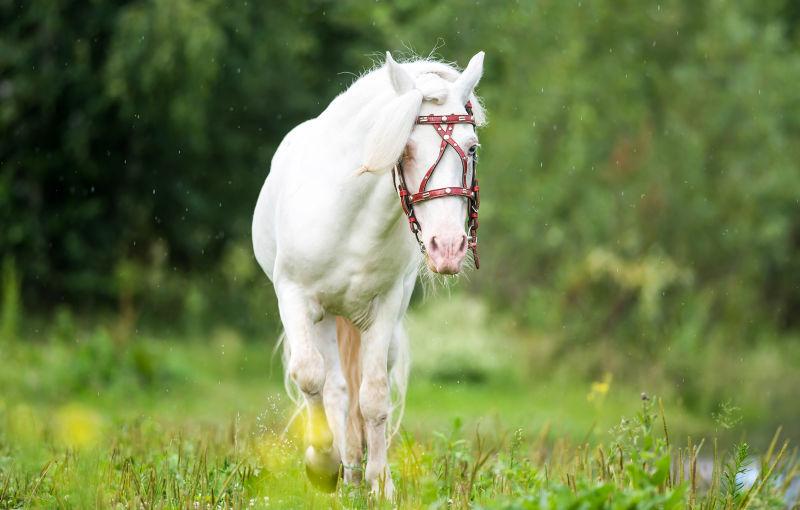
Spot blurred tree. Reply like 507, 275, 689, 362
0, 0, 798, 350
385, 0, 800, 347
0, 0, 387, 308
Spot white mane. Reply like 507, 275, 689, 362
318, 57, 486, 173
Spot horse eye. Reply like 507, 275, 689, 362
468, 145, 478, 156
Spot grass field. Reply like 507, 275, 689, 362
1, 298, 798, 508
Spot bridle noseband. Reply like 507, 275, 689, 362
392, 101, 481, 269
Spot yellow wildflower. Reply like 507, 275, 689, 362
587, 373, 613, 405
54, 404, 104, 449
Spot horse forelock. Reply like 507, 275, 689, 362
398, 59, 487, 126
415, 73, 450, 104
333, 57, 486, 126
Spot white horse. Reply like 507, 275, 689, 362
252, 51, 486, 497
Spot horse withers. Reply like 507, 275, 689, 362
252, 51, 486, 498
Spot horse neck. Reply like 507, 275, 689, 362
318, 83, 416, 260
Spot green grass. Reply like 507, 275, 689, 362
1, 376, 796, 508
0, 298, 798, 508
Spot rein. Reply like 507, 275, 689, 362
392, 101, 481, 269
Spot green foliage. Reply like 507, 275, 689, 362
3, 1, 799, 348
464, 0, 800, 353
722, 442, 749, 506
0, 0, 386, 306
2, 3, 799, 422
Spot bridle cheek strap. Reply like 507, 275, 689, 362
392, 102, 481, 269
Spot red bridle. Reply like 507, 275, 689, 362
392, 101, 481, 269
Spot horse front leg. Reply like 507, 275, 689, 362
360, 330, 393, 498
276, 286, 340, 491
358, 290, 405, 499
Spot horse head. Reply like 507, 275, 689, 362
362, 51, 486, 275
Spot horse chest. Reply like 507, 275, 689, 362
315, 252, 411, 316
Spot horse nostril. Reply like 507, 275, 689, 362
430, 236, 438, 253
459, 235, 467, 253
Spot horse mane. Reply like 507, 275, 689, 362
319, 56, 486, 173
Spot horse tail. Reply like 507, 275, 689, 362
336, 317, 365, 457
275, 331, 305, 436
388, 322, 410, 443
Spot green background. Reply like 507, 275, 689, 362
2, 0, 800, 445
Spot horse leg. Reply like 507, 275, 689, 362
360, 333, 393, 497
336, 319, 407, 487
387, 321, 410, 436
336, 317, 365, 484
277, 287, 339, 491
319, 320, 351, 484
359, 292, 404, 499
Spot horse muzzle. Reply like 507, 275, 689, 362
424, 233, 468, 274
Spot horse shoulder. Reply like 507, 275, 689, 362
253, 119, 319, 280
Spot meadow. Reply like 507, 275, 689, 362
1, 297, 797, 509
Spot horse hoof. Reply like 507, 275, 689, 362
344, 466, 363, 485
370, 477, 395, 500
305, 462, 339, 492
367, 468, 395, 500
304, 446, 340, 493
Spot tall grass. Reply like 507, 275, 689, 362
0, 298, 797, 508
1, 387, 796, 509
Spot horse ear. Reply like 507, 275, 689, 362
454, 51, 485, 104
385, 52, 415, 95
